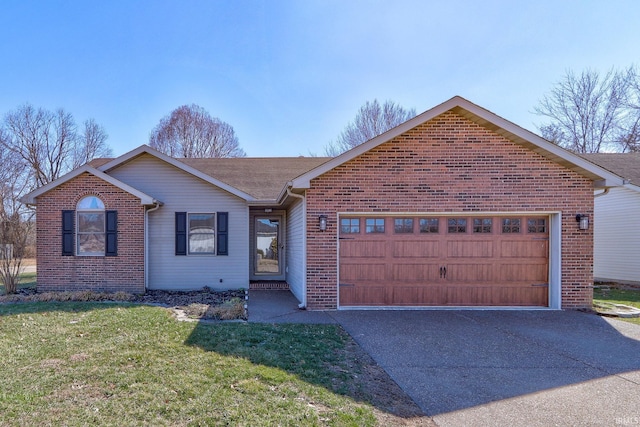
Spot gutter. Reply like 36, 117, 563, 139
144, 200, 162, 290
595, 179, 630, 198
286, 187, 307, 309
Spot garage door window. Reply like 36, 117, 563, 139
341, 218, 360, 234
419, 218, 439, 233
527, 218, 547, 233
473, 218, 492, 233
366, 218, 385, 233
394, 218, 414, 233
448, 218, 467, 233
502, 218, 521, 233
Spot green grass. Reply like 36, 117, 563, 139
593, 287, 640, 325
0, 302, 381, 426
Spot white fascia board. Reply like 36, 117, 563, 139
20, 165, 158, 206
624, 183, 640, 193
291, 96, 626, 189
98, 144, 256, 202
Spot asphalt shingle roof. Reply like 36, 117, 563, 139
89, 156, 332, 200
582, 153, 640, 186
178, 157, 331, 199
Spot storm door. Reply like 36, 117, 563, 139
253, 216, 284, 279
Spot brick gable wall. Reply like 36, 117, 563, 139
36, 172, 145, 293
305, 111, 594, 309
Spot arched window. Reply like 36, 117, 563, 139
76, 196, 106, 256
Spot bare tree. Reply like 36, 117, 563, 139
534, 67, 636, 153
0, 105, 111, 293
149, 104, 246, 158
621, 67, 640, 152
2, 104, 112, 186
0, 139, 32, 294
72, 118, 112, 168
325, 99, 416, 156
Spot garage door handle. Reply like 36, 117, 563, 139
439, 267, 443, 278
531, 283, 548, 287
443, 266, 447, 279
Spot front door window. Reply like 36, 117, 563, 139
255, 218, 280, 274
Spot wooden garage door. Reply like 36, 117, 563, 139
339, 216, 549, 307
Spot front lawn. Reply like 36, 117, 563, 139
0, 302, 425, 426
593, 286, 640, 325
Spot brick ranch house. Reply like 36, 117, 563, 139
22, 96, 625, 310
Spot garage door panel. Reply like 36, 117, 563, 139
391, 263, 440, 282
340, 285, 388, 306
392, 241, 441, 258
500, 263, 548, 282
445, 286, 492, 305
501, 240, 549, 258
492, 286, 548, 306
446, 263, 493, 282
391, 286, 443, 305
340, 240, 386, 258
340, 263, 385, 282
447, 240, 494, 258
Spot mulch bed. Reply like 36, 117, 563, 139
0, 288, 248, 321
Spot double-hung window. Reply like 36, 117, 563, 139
175, 212, 228, 256
188, 213, 216, 254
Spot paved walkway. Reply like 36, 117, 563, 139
249, 290, 640, 426
248, 290, 336, 324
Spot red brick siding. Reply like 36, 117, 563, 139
36, 172, 145, 293
305, 111, 594, 309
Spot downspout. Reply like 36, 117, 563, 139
286, 187, 307, 309
594, 188, 610, 198
144, 201, 161, 290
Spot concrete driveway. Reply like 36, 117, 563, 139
330, 309, 640, 427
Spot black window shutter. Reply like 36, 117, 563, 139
62, 210, 75, 256
175, 212, 187, 256
105, 210, 117, 256
217, 212, 228, 256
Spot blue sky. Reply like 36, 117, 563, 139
1, 1, 638, 157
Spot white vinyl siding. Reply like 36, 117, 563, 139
594, 186, 640, 284
109, 153, 249, 290
286, 197, 305, 303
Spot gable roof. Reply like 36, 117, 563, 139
290, 96, 626, 190
21, 165, 158, 206
89, 149, 330, 201
582, 153, 640, 186
179, 157, 330, 200
97, 145, 258, 201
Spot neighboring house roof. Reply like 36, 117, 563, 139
21, 165, 159, 206
582, 153, 640, 186
291, 96, 626, 190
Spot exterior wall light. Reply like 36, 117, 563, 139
319, 215, 328, 231
576, 214, 589, 230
